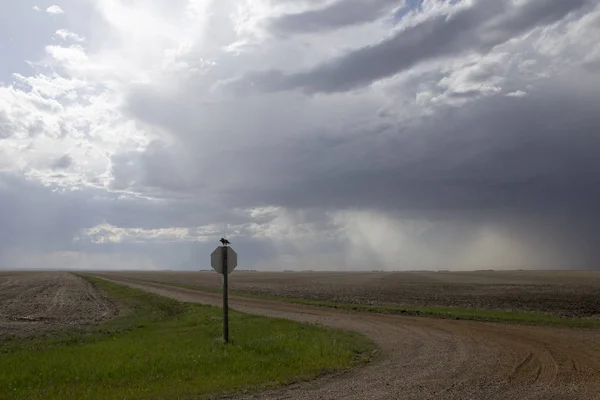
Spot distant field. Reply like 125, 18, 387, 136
91, 270, 600, 318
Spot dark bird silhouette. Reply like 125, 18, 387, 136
220, 238, 231, 246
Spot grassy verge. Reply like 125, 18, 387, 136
276, 299, 600, 328
0, 277, 375, 400
133, 279, 600, 329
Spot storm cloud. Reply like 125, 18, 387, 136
268, 0, 401, 35
243, 0, 590, 93
0, 0, 599, 271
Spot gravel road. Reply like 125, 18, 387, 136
94, 275, 600, 400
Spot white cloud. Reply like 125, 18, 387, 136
0, 58, 152, 189
506, 90, 528, 97
76, 223, 222, 244
46, 5, 64, 15
32, 6, 41, 12
54, 29, 85, 43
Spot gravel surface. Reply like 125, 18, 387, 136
0, 272, 119, 339
96, 275, 600, 400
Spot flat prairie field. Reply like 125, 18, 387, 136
91, 270, 600, 318
3, 270, 600, 399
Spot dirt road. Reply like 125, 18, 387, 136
94, 274, 600, 400
0, 272, 119, 339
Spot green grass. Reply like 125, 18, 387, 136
134, 279, 600, 329
278, 299, 600, 328
0, 277, 375, 400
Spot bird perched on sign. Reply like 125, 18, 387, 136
220, 238, 231, 246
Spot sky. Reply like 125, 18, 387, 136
0, 0, 599, 271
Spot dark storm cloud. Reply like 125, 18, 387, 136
228, 74, 599, 267
244, 0, 588, 93
0, 174, 99, 253
252, 76, 600, 216
268, 0, 401, 35
123, 62, 600, 258
124, 65, 600, 222
109, 141, 203, 195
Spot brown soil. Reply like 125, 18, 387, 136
93, 274, 600, 400
0, 271, 119, 339
91, 270, 600, 317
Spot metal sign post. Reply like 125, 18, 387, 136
222, 245, 229, 343
211, 239, 237, 344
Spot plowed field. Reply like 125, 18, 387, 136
0, 272, 119, 339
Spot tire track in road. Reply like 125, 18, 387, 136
93, 275, 600, 400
